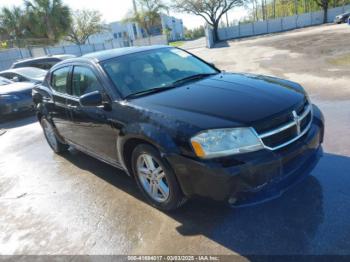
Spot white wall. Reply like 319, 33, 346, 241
217, 5, 350, 42
133, 35, 168, 46
0, 48, 31, 70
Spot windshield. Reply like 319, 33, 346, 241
102, 48, 218, 98
16, 67, 47, 79
0, 76, 12, 86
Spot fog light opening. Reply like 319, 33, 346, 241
228, 197, 237, 205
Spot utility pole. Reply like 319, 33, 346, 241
225, 0, 229, 27
132, 0, 138, 14
132, 0, 139, 39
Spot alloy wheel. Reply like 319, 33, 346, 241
136, 154, 170, 203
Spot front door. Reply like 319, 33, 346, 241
49, 66, 72, 139
65, 65, 119, 163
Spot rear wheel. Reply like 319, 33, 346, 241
131, 144, 187, 211
41, 117, 69, 154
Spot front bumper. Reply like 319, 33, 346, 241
167, 104, 324, 206
0, 97, 34, 117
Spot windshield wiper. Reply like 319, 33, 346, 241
124, 73, 218, 99
172, 73, 218, 86
124, 85, 177, 99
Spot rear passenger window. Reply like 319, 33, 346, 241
34, 62, 56, 70
72, 66, 102, 97
51, 67, 70, 94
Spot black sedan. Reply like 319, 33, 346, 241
33, 46, 324, 210
334, 12, 350, 23
0, 76, 34, 118
0, 67, 47, 84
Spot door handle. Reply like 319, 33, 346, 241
42, 97, 51, 102
67, 104, 77, 109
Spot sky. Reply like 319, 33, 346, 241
0, 0, 248, 29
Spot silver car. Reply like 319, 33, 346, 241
0, 67, 47, 84
334, 12, 350, 24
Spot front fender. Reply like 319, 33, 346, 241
116, 122, 180, 170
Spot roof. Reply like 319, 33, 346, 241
13, 54, 75, 64
82, 45, 170, 62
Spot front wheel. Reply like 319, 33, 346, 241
41, 117, 69, 154
131, 144, 187, 211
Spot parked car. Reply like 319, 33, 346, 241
33, 46, 325, 211
334, 12, 350, 23
0, 76, 34, 117
11, 54, 76, 70
0, 67, 47, 84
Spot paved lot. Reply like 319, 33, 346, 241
181, 37, 206, 50
1, 24, 350, 256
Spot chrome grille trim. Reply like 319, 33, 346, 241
255, 105, 313, 150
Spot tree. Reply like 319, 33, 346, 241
315, 0, 329, 23
0, 7, 26, 43
173, 0, 243, 43
294, 0, 298, 15
24, 0, 71, 44
126, 0, 168, 37
163, 26, 172, 40
248, 0, 259, 21
184, 26, 205, 39
66, 9, 107, 45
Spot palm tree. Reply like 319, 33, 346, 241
0, 7, 26, 43
24, 0, 72, 44
126, 0, 168, 37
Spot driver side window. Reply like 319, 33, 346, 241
72, 66, 102, 97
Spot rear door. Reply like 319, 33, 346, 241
65, 65, 119, 163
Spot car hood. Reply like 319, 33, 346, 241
131, 73, 306, 128
0, 82, 34, 94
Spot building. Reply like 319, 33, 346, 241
87, 21, 143, 47
160, 14, 184, 41
87, 14, 184, 45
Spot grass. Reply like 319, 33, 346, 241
169, 41, 184, 47
328, 53, 350, 66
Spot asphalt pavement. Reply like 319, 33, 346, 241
0, 97, 350, 256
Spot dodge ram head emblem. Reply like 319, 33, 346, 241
292, 110, 301, 135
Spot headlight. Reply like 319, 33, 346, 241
190, 128, 264, 159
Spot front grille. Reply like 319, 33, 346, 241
257, 103, 313, 150
261, 126, 297, 148
301, 112, 311, 130
255, 99, 308, 133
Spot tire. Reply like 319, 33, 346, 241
40, 117, 69, 154
131, 144, 187, 211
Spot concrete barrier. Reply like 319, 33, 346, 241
211, 4, 350, 45
0, 35, 168, 71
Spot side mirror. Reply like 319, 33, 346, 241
12, 76, 19, 82
79, 91, 103, 107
